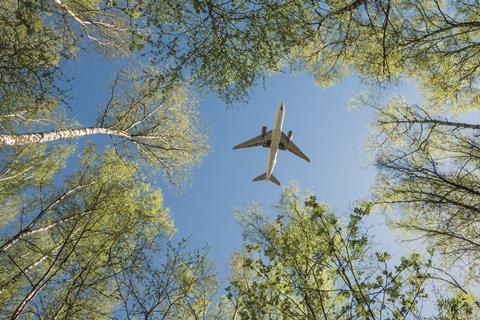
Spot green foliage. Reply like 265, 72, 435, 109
0, 0, 67, 118
0, 144, 74, 228
114, 0, 479, 108
435, 292, 480, 320
227, 184, 431, 319
3, 1, 480, 319
290, 0, 480, 111
98, 67, 209, 185
0, 2, 213, 315
371, 101, 480, 282
5, 0, 480, 108
0, 147, 173, 318
113, 240, 219, 319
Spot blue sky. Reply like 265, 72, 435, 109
64, 52, 415, 282
165, 74, 378, 273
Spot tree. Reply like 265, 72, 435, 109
370, 99, 480, 285
0, 0, 69, 114
6, 0, 480, 108
226, 185, 433, 319
113, 240, 219, 320
0, 147, 174, 319
225, 185, 480, 319
0, 3, 211, 316
2, 2, 211, 188
289, 0, 480, 111
0, 68, 208, 184
139, 0, 480, 107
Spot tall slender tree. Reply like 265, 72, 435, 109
224, 185, 480, 319
0, 68, 208, 184
0, 147, 175, 318
371, 99, 480, 285
7, 0, 480, 107
113, 240, 218, 319
226, 184, 438, 319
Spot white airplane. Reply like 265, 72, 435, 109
233, 102, 310, 186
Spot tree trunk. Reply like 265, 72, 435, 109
0, 211, 90, 253
380, 118, 480, 130
0, 245, 62, 295
0, 127, 130, 146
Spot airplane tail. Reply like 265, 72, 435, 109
252, 172, 280, 186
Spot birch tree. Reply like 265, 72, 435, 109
137, 0, 480, 107
2, 1, 209, 185
227, 185, 430, 319
370, 99, 480, 285
6, 0, 480, 108
226, 185, 480, 319
113, 240, 219, 319
0, 68, 208, 184
0, 147, 175, 319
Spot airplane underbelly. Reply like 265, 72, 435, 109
266, 106, 283, 179
267, 134, 280, 177
267, 149, 277, 177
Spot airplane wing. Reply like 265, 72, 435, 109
280, 132, 310, 162
233, 130, 272, 149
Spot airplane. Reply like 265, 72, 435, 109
233, 102, 310, 186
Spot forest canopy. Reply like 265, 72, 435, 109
1, 0, 480, 318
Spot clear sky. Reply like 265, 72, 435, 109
63, 52, 417, 282
165, 74, 378, 274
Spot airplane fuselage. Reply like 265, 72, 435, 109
266, 103, 285, 180
233, 100, 309, 186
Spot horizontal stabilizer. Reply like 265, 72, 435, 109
253, 173, 267, 182
269, 174, 280, 186
252, 172, 281, 186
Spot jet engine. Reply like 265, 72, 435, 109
287, 130, 293, 140
261, 126, 267, 137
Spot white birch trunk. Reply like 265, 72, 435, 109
0, 245, 62, 295
0, 127, 130, 146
